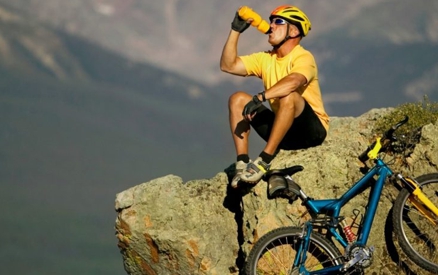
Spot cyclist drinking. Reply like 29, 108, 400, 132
220, 5, 329, 187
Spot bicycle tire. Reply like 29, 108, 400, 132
393, 173, 438, 273
244, 226, 343, 275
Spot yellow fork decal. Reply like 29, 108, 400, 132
407, 181, 438, 225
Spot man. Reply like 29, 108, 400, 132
220, 5, 329, 187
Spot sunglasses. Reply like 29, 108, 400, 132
270, 18, 288, 25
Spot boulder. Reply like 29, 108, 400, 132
115, 109, 438, 275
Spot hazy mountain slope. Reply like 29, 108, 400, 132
2, 0, 436, 84
312, 40, 438, 115
305, 0, 438, 114
0, 8, 242, 274
1, 0, 437, 113
0, 12, 234, 180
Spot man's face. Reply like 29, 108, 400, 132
268, 18, 298, 46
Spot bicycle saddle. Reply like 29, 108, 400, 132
263, 165, 304, 200
263, 165, 304, 180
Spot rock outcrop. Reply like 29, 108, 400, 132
114, 109, 438, 275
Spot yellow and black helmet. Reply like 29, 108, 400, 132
269, 5, 312, 37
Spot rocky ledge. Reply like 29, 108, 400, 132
114, 109, 438, 275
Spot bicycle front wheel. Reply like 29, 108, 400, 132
244, 226, 343, 275
393, 173, 438, 273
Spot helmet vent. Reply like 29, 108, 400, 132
290, 15, 305, 22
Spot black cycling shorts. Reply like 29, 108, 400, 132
249, 100, 327, 150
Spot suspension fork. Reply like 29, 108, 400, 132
397, 174, 438, 225
293, 221, 314, 274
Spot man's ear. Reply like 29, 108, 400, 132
289, 25, 299, 37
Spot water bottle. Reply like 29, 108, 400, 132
238, 6, 271, 34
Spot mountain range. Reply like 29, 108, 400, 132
0, 1, 437, 274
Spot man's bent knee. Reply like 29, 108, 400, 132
278, 92, 305, 117
228, 91, 252, 109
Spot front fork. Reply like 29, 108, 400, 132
396, 174, 438, 225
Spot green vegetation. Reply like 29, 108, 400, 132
374, 96, 438, 136
373, 96, 438, 161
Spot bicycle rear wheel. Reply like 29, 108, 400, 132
393, 173, 438, 273
244, 226, 343, 275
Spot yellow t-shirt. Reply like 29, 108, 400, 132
240, 45, 329, 130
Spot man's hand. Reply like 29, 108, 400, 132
231, 12, 250, 33
242, 95, 263, 120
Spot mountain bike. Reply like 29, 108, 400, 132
245, 116, 438, 274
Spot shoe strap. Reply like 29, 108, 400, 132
246, 162, 267, 174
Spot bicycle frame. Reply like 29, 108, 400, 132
294, 158, 393, 274
256, 116, 438, 274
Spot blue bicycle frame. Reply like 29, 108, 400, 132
294, 158, 394, 274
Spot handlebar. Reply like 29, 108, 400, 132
358, 116, 409, 163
